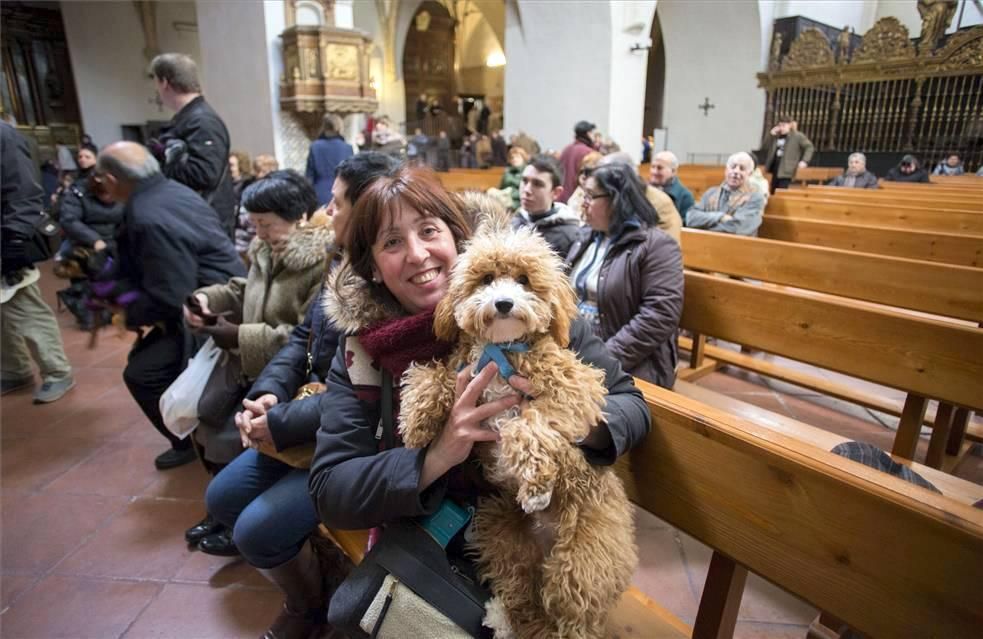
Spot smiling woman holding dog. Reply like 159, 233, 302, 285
308, 166, 650, 638
566, 162, 684, 389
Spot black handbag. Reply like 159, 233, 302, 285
326, 370, 492, 639
27, 210, 61, 263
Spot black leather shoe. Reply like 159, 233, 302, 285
185, 515, 223, 544
198, 528, 240, 557
154, 447, 196, 470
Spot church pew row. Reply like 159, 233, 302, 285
758, 216, 983, 267
767, 192, 983, 234
889, 175, 983, 189
311, 383, 983, 639
678, 229, 983, 458
790, 166, 843, 186
677, 271, 983, 471
437, 168, 504, 192
800, 185, 983, 212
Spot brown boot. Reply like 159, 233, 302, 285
258, 541, 326, 639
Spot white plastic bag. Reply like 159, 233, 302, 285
159, 337, 222, 439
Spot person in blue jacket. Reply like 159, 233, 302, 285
305, 114, 354, 206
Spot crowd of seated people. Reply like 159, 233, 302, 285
14, 74, 981, 636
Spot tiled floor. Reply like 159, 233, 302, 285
1, 265, 979, 638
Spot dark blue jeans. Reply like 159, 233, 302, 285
205, 448, 318, 569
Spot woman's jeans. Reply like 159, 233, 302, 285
205, 448, 319, 569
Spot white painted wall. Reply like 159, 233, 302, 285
195, 0, 276, 158
60, 0, 201, 147
607, 1, 656, 163
658, 0, 764, 162
352, 0, 409, 126
263, 0, 287, 164
504, 0, 612, 152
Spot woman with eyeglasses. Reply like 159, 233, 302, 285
565, 163, 684, 389
564, 151, 604, 215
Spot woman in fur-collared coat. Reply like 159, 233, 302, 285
181, 170, 333, 559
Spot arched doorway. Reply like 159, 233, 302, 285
402, 1, 455, 130
642, 10, 666, 137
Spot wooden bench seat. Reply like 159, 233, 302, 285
767, 193, 983, 234
677, 270, 983, 469
758, 216, 983, 267
437, 168, 504, 192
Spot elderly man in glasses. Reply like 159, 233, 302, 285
648, 151, 695, 223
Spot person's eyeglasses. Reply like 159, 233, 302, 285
583, 191, 609, 204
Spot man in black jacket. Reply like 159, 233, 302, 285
151, 53, 236, 239
97, 141, 245, 470
1, 122, 75, 403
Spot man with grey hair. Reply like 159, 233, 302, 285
685, 152, 765, 236
305, 112, 353, 206
828, 152, 879, 188
599, 152, 681, 243
648, 151, 695, 222
150, 53, 236, 239
98, 141, 245, 470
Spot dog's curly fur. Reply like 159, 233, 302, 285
399, 195, 637, 639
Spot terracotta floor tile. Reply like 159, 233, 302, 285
44, 441, 162, 497
631, 513, 699, 623
55, 498, 199, 580
122, 582, 282, 639
733, 622, 813, 639
173, 551, 277, 591
737, 573, 817, 625
2, 491, 127, 574
140, 461, 211, 500
0, 373, 120, 434
0, 435, 107, 492
0, 574, 160, 639
1, 574, 39, 610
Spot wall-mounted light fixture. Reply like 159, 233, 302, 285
629, 42, 651, 53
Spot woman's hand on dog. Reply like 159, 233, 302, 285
419, 363, 521, 490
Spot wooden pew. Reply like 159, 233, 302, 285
767, 193, 983, 234
677, 271, 983, 469
679, 229, 983, 461
758, 216, 983, 267
681, 230, 983, 323
437, 168, 504, 192
791, 166, 842, 186
797, 185, 982, 212
311, 385, 983, 639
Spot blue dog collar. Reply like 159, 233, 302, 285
474, 342, 530, 380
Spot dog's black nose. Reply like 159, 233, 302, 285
494, 299, 514, 314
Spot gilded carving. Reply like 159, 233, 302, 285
769, 33, 783, 72
782, 29, 834, 70
917, 0, 957, 56
934, 25, 983, 69
307, 49, 319, 78
325, 44, 358, 81
852, 17, 915, 62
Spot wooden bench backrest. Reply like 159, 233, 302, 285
800, 186, 982, 211
792, 167, 842, 183
758, 216, 983, 267
618, 382, 983, 639
437, 169, 503, 192
768, 194, 983, 234
680, 271, 983, 410
680, 230, 983, 322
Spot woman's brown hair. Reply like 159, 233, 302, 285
338, 166, 473, 296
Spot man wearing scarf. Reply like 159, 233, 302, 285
686, 152, 765, 236
557, 120, 597, 203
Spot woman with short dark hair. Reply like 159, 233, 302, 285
566, 163, 684, 388
181, 169, 332, 557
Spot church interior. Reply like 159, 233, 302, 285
1, 1, 982, 638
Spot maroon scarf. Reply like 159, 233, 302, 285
358, 310, 454, 381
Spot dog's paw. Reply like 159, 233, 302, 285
482, 597, 516, 639
519, 489, 552, 513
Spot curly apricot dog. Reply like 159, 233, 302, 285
400, 196, 636, 639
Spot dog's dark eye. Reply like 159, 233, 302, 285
482, 274, 495, 285
516, 274, 530, 287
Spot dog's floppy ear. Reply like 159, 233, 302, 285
433, 295, 459, 342
549, 279, 579, 348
